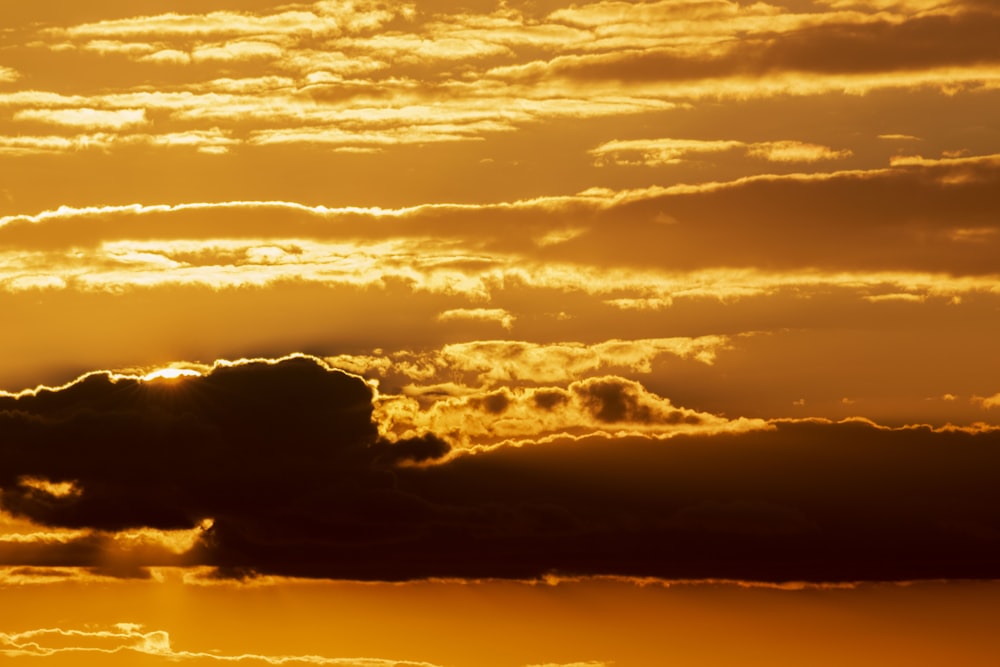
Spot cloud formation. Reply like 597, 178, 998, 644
1, 155, 999, 306
2, 356, 999, 583
2, 0, 998, 161
1, 0, 999, 600
591, 138, 853, 166
0, 623, 443, 665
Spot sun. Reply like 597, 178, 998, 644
142, 367, 202, 382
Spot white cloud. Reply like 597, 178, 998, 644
14, 108, 147, 129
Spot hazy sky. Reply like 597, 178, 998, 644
1, 1, 999, 665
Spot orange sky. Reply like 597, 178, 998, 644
2, 0, 1000, 664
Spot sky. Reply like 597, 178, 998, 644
1, 0, 999, 665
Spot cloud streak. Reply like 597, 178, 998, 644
0, 623, 443, 665
2, 0, 997, 161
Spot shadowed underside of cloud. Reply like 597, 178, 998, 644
529, 11, 1000, 83
1, 356, 999, 583
1, 157, 998, 285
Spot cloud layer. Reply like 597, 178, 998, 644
2, 0, 1000, 597
2, 356, 998, 583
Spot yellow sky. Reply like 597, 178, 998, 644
3, 576, 1000, 666
2, 0, 1000, 664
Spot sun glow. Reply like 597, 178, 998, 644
142, 367, 202, 382
1, 0, 999, 665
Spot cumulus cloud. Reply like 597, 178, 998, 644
377, 375, 765, 448
0, 356, 449, 531
2, 356, 1000, 583
1, 0, 999, 588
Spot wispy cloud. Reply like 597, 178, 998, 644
591, 138, 852, 166
13, 107, 147, 129
438, 308, 516, 330
3, 0, 996, 160
0, 623, 443, 665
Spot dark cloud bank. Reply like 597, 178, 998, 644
2, 357, 999, 583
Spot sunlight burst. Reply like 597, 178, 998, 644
142, 367, 202, 382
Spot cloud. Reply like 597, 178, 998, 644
377, 375, 767, 448
13, 108, 147, 129
437, 308, 515, 330
43, 2, 405, 42
427, 336, 731, 384
591, 138, 744, 166
590, 138, 851, 166
522, 7, 1000, 84
878, 133, 922, 141
0, 355, 447, 532
974, 393, 1000, 409
745, 141, 853, 163
2, 356, 1000, 583
0, 623, 444, 665
1, 153, 999, 299
5, 0, 994, 166
192, 40, 285, 64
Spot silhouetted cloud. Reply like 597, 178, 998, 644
2, 357, 999, 583
0, 356, 446, 533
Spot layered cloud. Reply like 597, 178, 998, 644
1, 355, 999, 583
0, 152, 998, 425
2, 0, 999, 596
2, 156, 999, 296
2, 0, 998, 160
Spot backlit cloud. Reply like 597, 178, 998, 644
591, 138, 852, 166
1, 356, 999, 583
2, 0, 995, 167
437, 308, 516, 331
377, 374, 769, 448
0, 623, 443, 665
13, 108, 147, 129
1, 0, 999, 607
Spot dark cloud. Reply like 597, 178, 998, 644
3, 359, 1000, 582
573, 377, 652, 423
533, 388, 569, 410
547, 158, 1000, 274
374, 433, 452, 467
0, 357, 447, 532
475, 390, 511, 415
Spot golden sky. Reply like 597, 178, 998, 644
1, 0, 1000, 665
